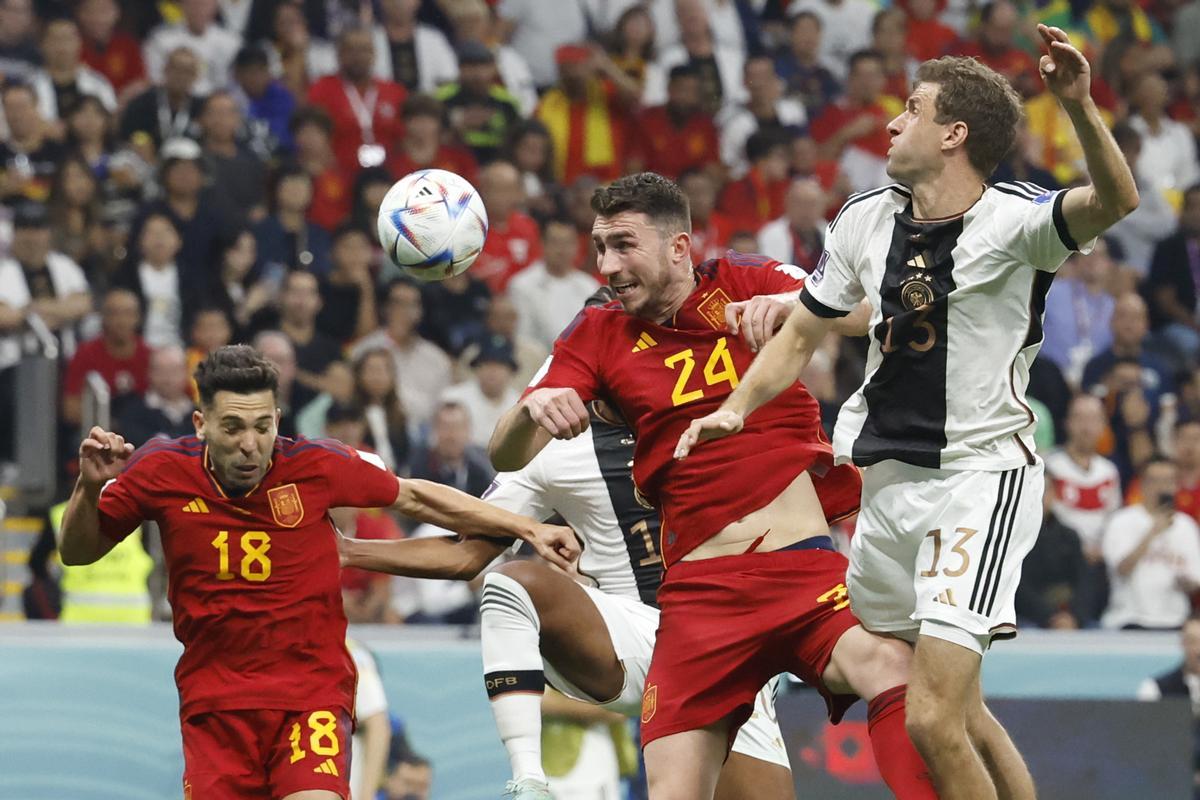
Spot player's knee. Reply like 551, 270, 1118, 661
904, 689, 963, 751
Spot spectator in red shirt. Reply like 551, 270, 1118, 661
679, 168, 734, 264
898, 0, 958, 62
386, 94, 479, 184
291, 106, 351, 232
957, 1, 1040, 98
873, 8, 915, 104
61, 286, 150, 427
469, 160, 542, 293
307, 26, 407, 178
77, 0, 146, 100
809, 49, 895, 192
628, 64, 720, 180
717, 129, 792, 234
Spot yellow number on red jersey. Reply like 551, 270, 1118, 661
663, 337, 741, 407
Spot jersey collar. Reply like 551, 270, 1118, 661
203, 445, 275, 499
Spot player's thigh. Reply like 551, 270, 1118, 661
544, 585, 659, 716
823, 623, 913, 700
644, 722, 729, 800
493, 559, 625, 701
181, 711, 270, 800
910, 464, 1043, 651
721, 681, 795, 800
266, 708, 352, 800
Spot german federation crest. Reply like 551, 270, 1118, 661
268, 483, 305, 528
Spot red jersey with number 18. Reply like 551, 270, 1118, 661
526, 253, 861, 566
97, 435, 401, 720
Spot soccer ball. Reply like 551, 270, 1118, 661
377, 169, 489, 281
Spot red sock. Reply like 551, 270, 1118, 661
867, 685, 939, 799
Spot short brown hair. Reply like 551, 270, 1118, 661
915, 56, 1022, 178
590, 172, 691, 235
195, 344, 279, 408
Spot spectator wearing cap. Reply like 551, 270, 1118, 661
61, 287, 150, 428
717, 130, 792, 235
371, 0, 459, 93
787, 0, 875, 82
231, 44, 296, 156
142, 0, 241, 95
718, 54, 807, 181
775, 11, 841, 120
0, 201, 92, 458
536, 43, 637, 185
680, 168, 735, 264
115, 211, 201, 348
32, 17, 117, 125
409, 400, 494, 498
441, 334, 520, 450
253, 163, 333, 279
957, 1, 1040, 98
307, 26, 407, 177
435, 40, 523, 165
0, 81, 69, 204
118, 46, 203, 149
77, 0, 147, 98
198, 90, 269, 223
508, 217, 599, 351
129, 136, 229, 284
352, 280, 453, 427
116, 343, 195, 447
643, 0, 744, 117
386, 94, 478, 184
0, 0, 42, 84
443, 0, 537, 116
471, 159, 542, 293
1147, 185, 1200, 365
757, 178, 827, 274
290, 107, 350, 233
809, 49, 897, 193
263, 1, 338, 101
628, 64, 721, 181
494, 0, 588, 90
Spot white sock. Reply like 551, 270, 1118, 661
480, 572, 547, 784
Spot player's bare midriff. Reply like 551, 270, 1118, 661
679, 469, 831, 561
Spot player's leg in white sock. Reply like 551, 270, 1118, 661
480, 571, 548, 784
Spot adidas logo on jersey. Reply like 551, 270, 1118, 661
632, 332, 658, 352
313, 758, 339, 776
181, 498, 210, 514
934, 589, 957, 607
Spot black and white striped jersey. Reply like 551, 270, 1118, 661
483, 418, 663, 606
800, 182, 1091, 470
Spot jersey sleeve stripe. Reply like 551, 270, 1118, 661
993, 182, 1041, 200
1015, 180, 1051, 197
1051, 190, 1081, 252
124, 441, 202, 470
283, 438, 354, 459
799, 286, 851, 318
828, 184, 910, 233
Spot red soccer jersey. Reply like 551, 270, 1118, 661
307, 76, 407, 177
81, 32, 146, 93
470, 210, 543, 293
526, 253, 861, 566
308, 164, 352, 232
62, 337, 151, 400
717, 169, 789, 235
387, 144, 479, 185
97, 435, 401, 720
633, 106, 721, 180
809, 100, 892, 160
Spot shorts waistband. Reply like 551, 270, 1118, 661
667, 536, 838, 579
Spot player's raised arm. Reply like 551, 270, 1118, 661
1038, 24, 1139, 244
338, 531, 507, 581
675, 299, 836, 459
58, 427, 134, 565
489, 387, 589, 471
391, 478, 580, 569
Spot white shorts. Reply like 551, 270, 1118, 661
848, 460, 1044, 655
544, 585, 789, 768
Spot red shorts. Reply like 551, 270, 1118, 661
640, 543, 860, 748
181, 708, 352, 799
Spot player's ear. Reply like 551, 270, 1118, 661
671, 230, 691, 264
943, 120, 969, 153
192, 409, 206, 440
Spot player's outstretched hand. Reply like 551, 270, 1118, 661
674, 409, 744, 460
725, 296, 791, 352
528, 523, 581, 571
524, 387, 590, 439
1037, 24, 1091, 104
78, 426, 133, 489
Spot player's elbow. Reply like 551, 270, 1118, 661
58, 539, 100, 566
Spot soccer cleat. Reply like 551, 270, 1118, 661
501, 778, 553, 799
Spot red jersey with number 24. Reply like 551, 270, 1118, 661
97, 435, 400, 720
527, 253, 861, 566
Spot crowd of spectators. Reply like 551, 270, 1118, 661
1, 0, 1199, 634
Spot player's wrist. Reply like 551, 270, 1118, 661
75, 474, 104, 498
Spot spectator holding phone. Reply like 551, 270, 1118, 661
1102, 457, 1200, 630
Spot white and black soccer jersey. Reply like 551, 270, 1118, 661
800, 182, 1092, 470
483, 419, 663, 606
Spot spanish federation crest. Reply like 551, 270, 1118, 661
697, 288, 733, 331
268, 483, 305, 528
641, 684, 658, 723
